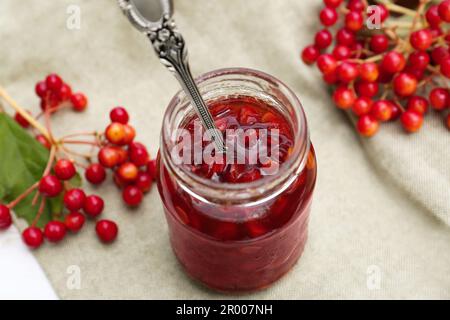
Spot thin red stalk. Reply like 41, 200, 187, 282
7, 182, 39, 209
59, 131, 97, 140
61, 139, 99, 146
31, 197, 46, 227
43, 146, 57, 176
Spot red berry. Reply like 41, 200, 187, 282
438, 0, 450, 22
337, 61, 359, 83
147, 159, 157, 180
110, 107, 129, 124
322, 70, 338, 84
122, 186, 143, 207
113, 171, 130, 189
375, 4, 389, 22
332, 86, 356, 109
14, 111, 31, 128
324, 0, 342, 8
410, 29, 433, 51
426, 5, 442, 27
370, 34, 389, 54
393, 73, 417, 97
54, 159, 76, 180
117, 162, 139, 182
360, 62, 379, 82
136, 172, 153, 193
352, 97, 372, 116
36, 134, 51, 150
0, 205, 12, 230
446, 114, 450, 130
355, 81, 379, 98
400, 110, 423, 133
85, 163, 106, 185
345, 11, 363, 31
301, 45, 320, 65
371, 100, 393, 122
105, 122, 126, 145
83, 195, 104, 217
58, 83, 72, 101
22, 227, 43, 249
431, 46, 449, 65
429, 88, 449, 110
317, 54, 337, 74
44, 221, 66, 243
129, 142, 149, 167
381, 51, 406, 73
332, 45, 352, 60
70, 93, 88, 112
63, 188, 86, 211
390, 102, 402, 121
95, 220, 118, 243
122, 125, 136, 145
98, 146, 120, 168
65, 212, 85, 233
406, 96, 429, 114
347, 0, 364, 11
45, 74, 63, 92
336, 28, 356, 47
314, 29, 333, 49
357, 115, 379, 137
35, 81, 48, 98
319, 7, 338, 26
408, 51, 430, 70
440, 56, 450, 78
39, 175, 63, 197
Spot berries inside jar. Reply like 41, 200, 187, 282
157, 68, 317, 293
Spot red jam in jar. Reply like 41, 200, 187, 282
157, 68, 317, 292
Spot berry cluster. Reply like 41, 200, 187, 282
35, 73, 88, 112
0, 73, 155, 249
85, 107, 157, 207
301, 0, 450, 136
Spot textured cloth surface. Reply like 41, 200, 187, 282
1, 0, 449, 299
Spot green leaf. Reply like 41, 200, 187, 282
0, 113, 68, 227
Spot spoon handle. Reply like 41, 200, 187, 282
148, 15, 226, 152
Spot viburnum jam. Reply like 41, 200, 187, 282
157, 68, 317, 291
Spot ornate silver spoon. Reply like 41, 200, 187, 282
117, 0, 226, 152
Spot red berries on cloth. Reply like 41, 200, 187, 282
83, 195, 104, 218
85, 163, 107, 185
2, 75, 157, 250
301, 0, 450, 137
65, 212, 86, 233
44, 221, 66, 243
96, 220, 118, 243
64, 189, 86, 211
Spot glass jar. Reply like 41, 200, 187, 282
156, 68, 317, 292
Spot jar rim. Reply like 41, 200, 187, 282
161, 67, 310, 203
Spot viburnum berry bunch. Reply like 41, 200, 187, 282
301, 0, 450, 136
0, 73, 156, 249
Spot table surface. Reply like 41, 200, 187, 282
0, 226, 57, 300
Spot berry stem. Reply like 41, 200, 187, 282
0, 86, 51, 141
43, 146, 57, 176
60, 139, 100, 146
60, 131, 97, 140
31, 197, 46, 227
378, 0, 418, 17
7, 182, 39, 209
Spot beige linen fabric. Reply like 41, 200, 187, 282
1, 0, 449, 299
